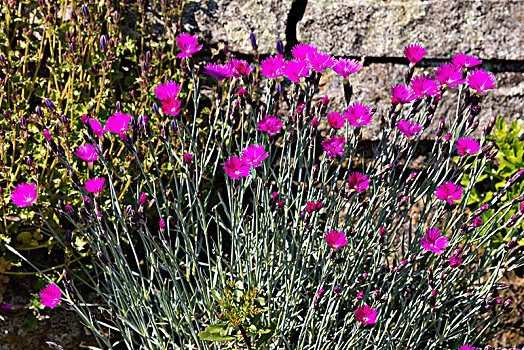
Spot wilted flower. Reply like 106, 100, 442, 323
355, 305, 377, 324
472, 217, 483, 228
435, 182, 463, 204
11, 183, 38, 208
39, 283, 61, 308
325, 230, 348, 250
0, 302, 12, 312
332, 58, 362, 79
76, 144, 99, 163
223, 156, 250, 180
260, 55, 284, 79
410, 75, 439, 98
283, 60, 311, 83
139, 192, 147, 206
257, 115, 283, 136
391, 84, 416, 105
85, 178, 106, 194
347, 172, 370, 193
321, 135, 346, 157
403, 43, 427, 65
242, 144, 269, 167
345, 102, 373, 127
455, 138, 480, 156
291, 43, 318, 61
467, 68, 497, 95
396, 120, 422, 138
105, 112, 132, 134
154, 81, 181, 101
435, 63, 466, 88
230, 59, 253, 78
204, 62, 235, 81
326, 111, 344, 130
452, 53, 482, 69
176, 33, 203, 58
420, 227, 450, 254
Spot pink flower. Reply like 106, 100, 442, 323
435, 63, 466, 89
345, 102, 373, 127
452, 53, 482, 69
449, 249, 464, 267
257, 115, 283, 136
11, 183, 38, 208
458, 344, 476, 350
176, 33, 202, 58
308, 50, 335, 72
291, 43, 318, 61
332, 58, 362, 79
326, 111, 344, 130
204, 62, 235, 81
396, 120, 422, 138
347, 172, 370, 193
183, 153, 193, 165
403, 43, 427, 65
455, 137, 481, 156
89, 118, 104, 138
223, 155, 250, 179
321, 135, 346, 157
76, 144, 99, 163
435, 182, 463, 204
260, 55, 285, 79
161, 98, 182, 117
283, 60, 311, 83
420, 227, 450, 254
154, 81, 181, 101
105, 112, 132, 134
355, 305, 377, 324
325, 230, 348, 250
0, 302, 12, 312
410, 75, 439, 98
85, 177, 106, 194
39, 283, 61, 308
391, 84, 416, 105
139, 192, 147, 206
230, 59, 253, 78
467, 68, 497, 95
43, 129, 52, 141
242, 144, 269, 167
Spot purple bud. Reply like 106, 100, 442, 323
36, 107, 43, 118
54, 122, 60, 135
65, 230, 72, 245
100, 35, 107, 52
153, 103, 159, 116
277, 83, 283, 96
69, 43, 75, 53
61, 114, 69, 126
146, 51, 152, 62
91, 65, 98, 74
0, 54, 6, 66
81, 4, 89, 18
44, 98, 56, 111
249, 32, 257, 50
141, 61, 148, 72
170, 119, 177, 134
276, 39, 284, 55
71, 10, 78, 21
116, 101, 121, 111
0, 302, 12, 312
114, 11, 119, 22
3, 111, 10, 120
19, 115, 26, 128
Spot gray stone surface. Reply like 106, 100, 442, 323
182, 0, 292, 54
297, 0, 524, 60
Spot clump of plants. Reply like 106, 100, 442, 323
7, 31, 524, 350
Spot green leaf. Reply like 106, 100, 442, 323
205, 324, 230, 336
255, 322, 277, 347
22, 313, 38, 332
198, 331, 236, 342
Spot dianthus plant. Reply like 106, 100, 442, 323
14, 38, 524, 350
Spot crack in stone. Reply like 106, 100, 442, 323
285, 0, 308, 53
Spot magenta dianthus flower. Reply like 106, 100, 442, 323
391, 84, 416, 105
467, 68, 497, 95
283, 59, 311, 83
39, 283, 61, 308
154, 81, 181, 101
204, 62, 235, 81
43, 129, 52, 141
345, 102, 373, 127
327, 111, 345, 130
410, 75, 439, 98
161, 98, 182, 117
332, 58, 362, 79
403, 43, 427, 65
242, 144, 269, 167
347, 172, 370, 193
435, 63, 466, 89
223, 155, 251, 180
355, 305, 377, 324
420, 227, 450, 254
456, 137, 481, 156
325, 230, 348, 250
435, 182, 463, 204
260, 55, 284, 79
458, 344, 476, 350
257, 115, 283, 136
291, 43, 318, 61
183, 153, 193, 165
76, 144, 99, 163
309, 50, 335, 72
396, 120, 422, 138
321, 135, 346, 157
105, 112, 132, 134
452, 53, 482, 69
176, 33, 202, 58
230, 59, 253, 78
11, 183, 38, 208
89, 118, 104, 138
85, 177, 106, 194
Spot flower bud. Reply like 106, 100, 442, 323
249, 32, 257, 50
65, 230, 72, 245
81, 4, 89, 18
116, 101, 121, 111
71, 10, 78, 21
100, 35, 107, 52
19, 115, 26, 128
44, 98, 56, 111
276, 39, 284, 55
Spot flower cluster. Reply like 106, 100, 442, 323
223, 144, 268, 179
